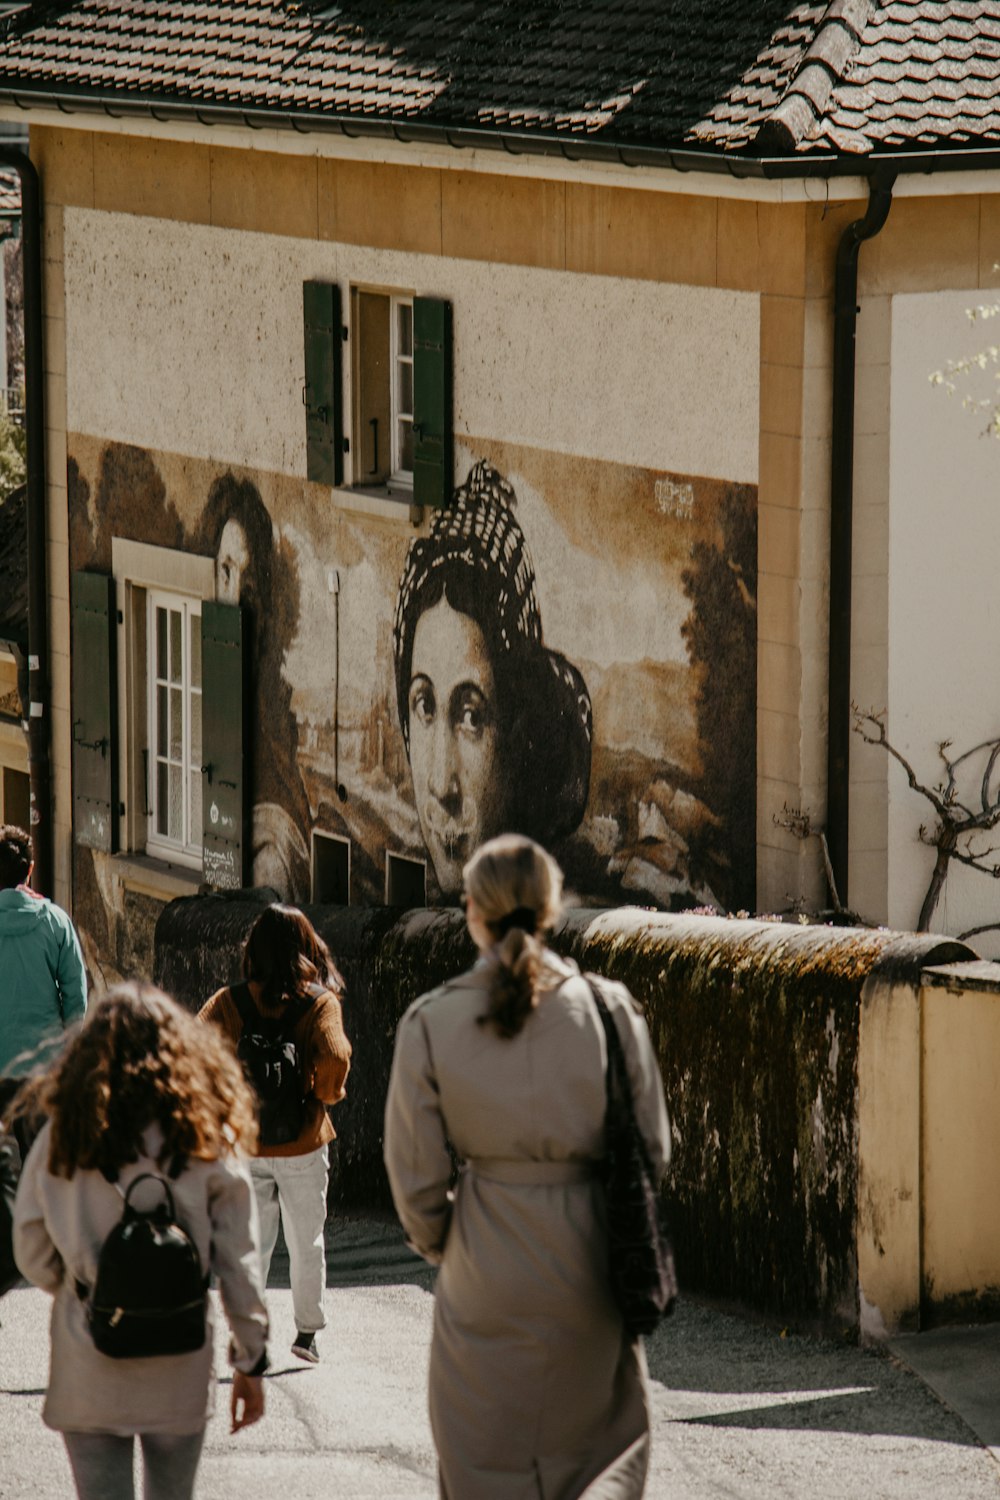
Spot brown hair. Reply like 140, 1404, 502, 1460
463, 835, 564, 1039
242, 903, 345, 1008
11, 982, 258, 1179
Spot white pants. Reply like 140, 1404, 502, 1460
250, 1144, 329, 1334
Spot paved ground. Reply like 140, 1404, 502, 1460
2, 1217, 999, 1499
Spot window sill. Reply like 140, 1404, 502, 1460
111, 852, 204, 904
332, 486, 421, 524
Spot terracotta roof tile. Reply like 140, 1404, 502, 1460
0, 1, 998, 161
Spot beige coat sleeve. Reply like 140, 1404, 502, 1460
383, 1002, 453, 1265
12, 1131, 64, 1294
207, 1155, 269, 1374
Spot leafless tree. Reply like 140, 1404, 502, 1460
853, 707, 1000, 934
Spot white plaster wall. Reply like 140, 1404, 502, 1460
63, 208, 759, 484
889, 290, 1000, 952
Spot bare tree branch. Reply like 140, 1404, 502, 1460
852, 707, 1000, 932
852, 709, 951, 820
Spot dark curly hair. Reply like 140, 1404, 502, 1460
11, 982, 258, 1180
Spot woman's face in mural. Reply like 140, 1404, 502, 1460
217, 518, 249, 606
407, 593, 507, 894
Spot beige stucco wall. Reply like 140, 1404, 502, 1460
29, 124, 1000, 926
60, 207, 759, 486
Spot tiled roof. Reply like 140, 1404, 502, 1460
815, 1, 1000, 152
0, 1, 998, 162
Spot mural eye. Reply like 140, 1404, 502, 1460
409, 677, 436, 726
453, 686, 489, 738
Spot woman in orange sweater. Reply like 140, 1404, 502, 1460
200, 905, 351, 1366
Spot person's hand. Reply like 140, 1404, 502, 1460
230, 1370, 264, 1433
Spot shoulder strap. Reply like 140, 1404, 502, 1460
229, 981, 257, 1031
585, 975, 632, 1115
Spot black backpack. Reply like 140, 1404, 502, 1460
78, 1173, 207, 1359
231, 981, 317, 1149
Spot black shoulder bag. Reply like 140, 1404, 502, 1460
588, 977, 678, 1337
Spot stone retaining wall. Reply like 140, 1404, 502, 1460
154, 894, 975, 1332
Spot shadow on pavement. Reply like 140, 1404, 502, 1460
260, 1215, 986, 1452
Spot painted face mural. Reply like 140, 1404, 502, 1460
406, 593, 507, 892
394, 461, 593, 896
216, 517, 249, 606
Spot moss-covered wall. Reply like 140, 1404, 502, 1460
155, 897, 920, 1329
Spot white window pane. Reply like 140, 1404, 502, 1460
190, 690, 202, 765
169, 609, 182, 685
168, 764, 183, 841
398, 301, 412, 357
399, 418, 414, 472
156, 685, 168, 756
190, 617, 201, 690
169, 687, 183, 760
156, 608, 167, 679
398, 360, 413, 418
157, 761, 168, 836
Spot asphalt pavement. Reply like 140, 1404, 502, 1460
1, 1216, 999, 1499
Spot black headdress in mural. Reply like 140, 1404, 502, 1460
393, 460, 592, 846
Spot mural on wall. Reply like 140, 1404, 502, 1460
393, 461, 592, 896
67, 434, 756, 984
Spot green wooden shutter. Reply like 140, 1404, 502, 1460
71, 570, 117, 852
413, 296, 453, 508
200, 602, 247, 890
303, 280, 343, 487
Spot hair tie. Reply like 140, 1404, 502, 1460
495, 906, 537, 938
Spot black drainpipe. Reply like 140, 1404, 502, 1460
0, 147, 50, 897
826, 167, 896, 908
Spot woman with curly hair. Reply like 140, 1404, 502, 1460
12, 982, 268, 1500
384, 834, 671, 1499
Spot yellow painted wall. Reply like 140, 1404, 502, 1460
858, 957, 1000, 1337
922, 969, 1000, 1303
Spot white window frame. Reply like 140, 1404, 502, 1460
111, 540, 216, 878
390, 294, 414, 488
145, 589, 203, 867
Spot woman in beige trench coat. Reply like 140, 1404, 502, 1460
384, 835, 671, 1500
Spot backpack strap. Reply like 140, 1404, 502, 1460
232, 981, 314, 1040
229, 981, 256, 1032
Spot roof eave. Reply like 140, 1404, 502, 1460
4, 83, 1000, 183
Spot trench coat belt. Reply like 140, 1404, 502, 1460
465, 1158, 597, 1185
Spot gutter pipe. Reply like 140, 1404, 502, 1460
8, 85, 1000, 183
0, 145, 49, 897
826, 167, 895, 909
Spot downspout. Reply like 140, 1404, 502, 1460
0, 147, 50, 896
826, 167, 895, 908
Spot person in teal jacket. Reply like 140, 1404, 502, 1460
0, 824, 87, 1090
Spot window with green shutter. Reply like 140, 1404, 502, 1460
200, 600, 248, 891
328, 285, 453, 506
71, 570, 118, 853
303, 280, 344, 488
